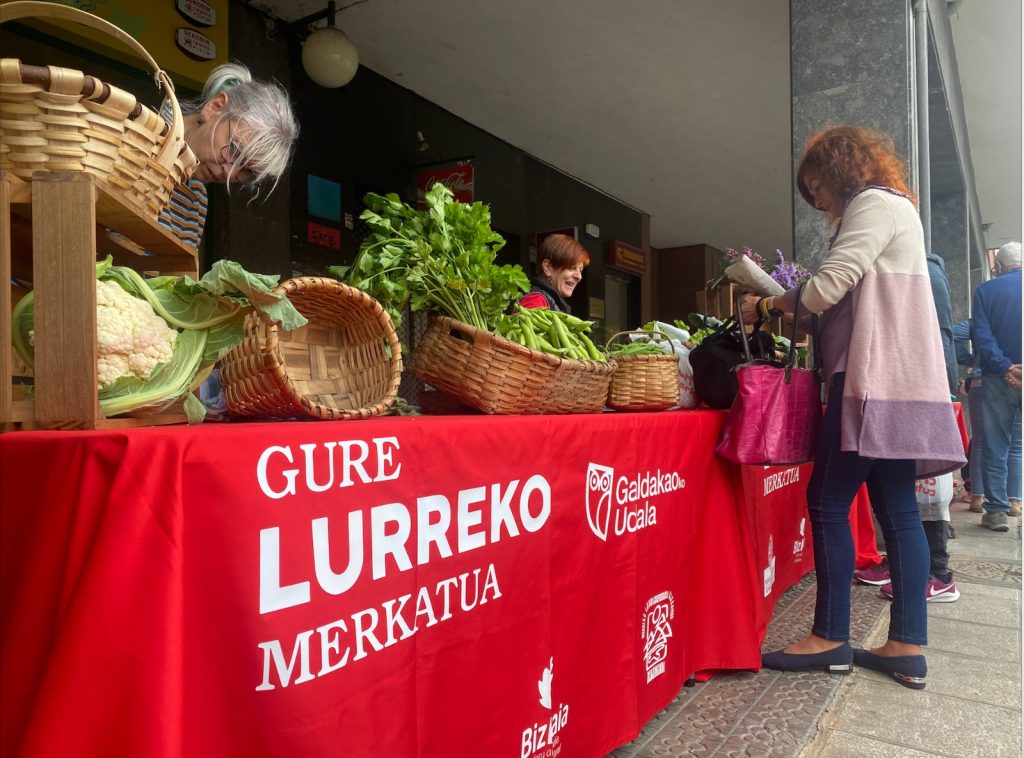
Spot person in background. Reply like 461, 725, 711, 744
744, 126, 965, 690
927, 252, 958, 398
953, 318, 985, 510
159, 62, 299, 250
971, 241, 1023, 531
159, 62, 298, 419
519, 234, 589, 313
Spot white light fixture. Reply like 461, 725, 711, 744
297, 1, 360, 88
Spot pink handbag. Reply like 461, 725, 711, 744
715, 287, 821, 465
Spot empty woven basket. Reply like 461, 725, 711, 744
219, 277, 402, 420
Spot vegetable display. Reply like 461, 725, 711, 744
496, 305, 606, 361
652, 314, 800, 359
330, 184, 529, 331
607, 340, 669, 358
11, 257, 308, 422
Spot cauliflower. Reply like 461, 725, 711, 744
95, 279, 178, 389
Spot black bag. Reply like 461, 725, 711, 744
688, 315, 775, 409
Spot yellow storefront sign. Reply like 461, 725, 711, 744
1, 0, 228, 90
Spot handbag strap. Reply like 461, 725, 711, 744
733, 291, 768, 363
733, 284, 820, 383
784, 283, 823, 383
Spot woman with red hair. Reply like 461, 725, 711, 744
743, 126, 965, 688
519, 233, 590, 312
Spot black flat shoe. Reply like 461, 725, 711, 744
853, 648, 927, 689
761, 642, 853, 674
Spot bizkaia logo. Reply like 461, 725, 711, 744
763, 535, 776, 598
642, 591, 675, 683
520, 657, 569, 758
792, 518, 807, 562
585, 462, 685, 541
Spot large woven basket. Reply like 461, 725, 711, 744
606, 330, 680, 412
407, 315, 616, 415
219, 277, 402, 420
0, 1, 197, 219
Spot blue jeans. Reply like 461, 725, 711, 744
980, 377, 1023, 513
807, 374, 929, 645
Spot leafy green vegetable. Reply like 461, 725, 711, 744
11, 257, 308, 421
330, 183, 529, 330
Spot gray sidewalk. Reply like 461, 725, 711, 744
611, 499, 1022, 758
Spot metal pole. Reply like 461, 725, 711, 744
914, 0, 931, 251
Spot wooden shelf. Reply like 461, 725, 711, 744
2, 170, 198, 431
6, 171, 198, 277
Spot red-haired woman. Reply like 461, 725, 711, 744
743, 126, 965, 688
519, 233, 590, 312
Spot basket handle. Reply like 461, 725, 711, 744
1, 1, 186, 172
605, 329, 678, 357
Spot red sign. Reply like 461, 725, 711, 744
307, 221, 340, 250
415, 162, 474, 208
608, 240, 646, 275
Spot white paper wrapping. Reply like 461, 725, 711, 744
724, 255, 785, 296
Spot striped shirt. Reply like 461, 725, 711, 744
158, 102, 208, 251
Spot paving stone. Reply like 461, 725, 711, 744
949, 555, 1022, 588
823, 678, 1022, 758
926, 615, 1021, 661
853, 646, 1021, 709
811, 730, 940, 757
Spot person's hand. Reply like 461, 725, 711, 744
1006, 364, 1022, 389
740, 294, 761, 325
956, 379, 967, 397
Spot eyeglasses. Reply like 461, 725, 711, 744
218, 122, 253, 177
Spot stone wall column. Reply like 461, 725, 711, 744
790, 0, 915, 269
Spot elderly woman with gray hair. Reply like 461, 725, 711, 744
159, 62, 299, 249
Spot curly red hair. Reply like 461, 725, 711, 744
797, 126, 916, 214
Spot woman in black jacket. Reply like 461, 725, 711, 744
519, 233, 589, 312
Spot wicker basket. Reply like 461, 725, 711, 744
219, 277, 403, 420
0, 1, 197, 219
606, 330, 680, 412
407, 315, 616, 414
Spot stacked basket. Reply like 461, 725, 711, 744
219, 277, 402, 421
0, 1, 197, 219
407, 315, 615, 415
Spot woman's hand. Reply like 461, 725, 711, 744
740, 294, 761, 325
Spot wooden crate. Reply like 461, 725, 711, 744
2, 170, 199, 431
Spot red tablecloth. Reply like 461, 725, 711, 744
0, 410, 871, 758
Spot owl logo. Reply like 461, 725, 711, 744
585, 463, 615, 541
